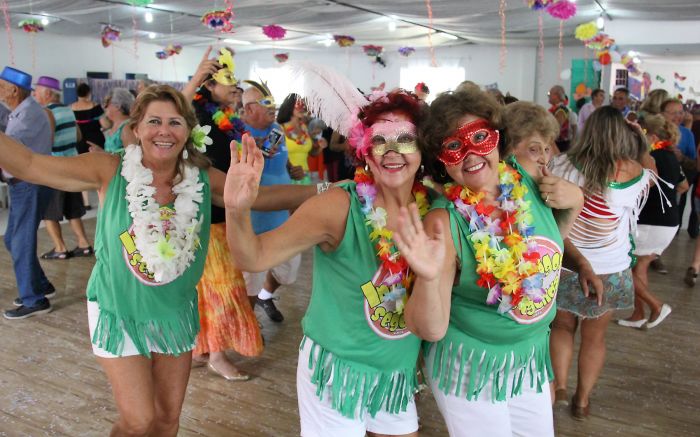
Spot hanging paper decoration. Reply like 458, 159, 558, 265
598, 51, 611, 65
546, 0, 577, 20
333, 35, 355, 47
363, 45, 383, 57
18, 19, 43, 33
674, 82, 686, 92
674, 72, 687, 81
425, 0, 437, 67
575, 21, 598, 41
656, 75, 666, 84
262, 24, 286, 40
620, 53, 639, 75
398, 47, 415, 57
498, 0, 507, 72
101, 24, 121, 48
165, 43, 182, 56
527, 0, 555, 10
274, 53, 289, 63
129, 0, 153, 5
155, 50, 168, 60
642, 72, 652, 92
2, 0, 15, 65
201, 10, 234, 33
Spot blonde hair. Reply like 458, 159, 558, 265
639, 89, 669, 115
129, 85, 210, 182
640, 113, 680, 145
502, 101, 559, 156
567, 106, 647, 193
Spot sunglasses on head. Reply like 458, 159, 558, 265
437, 119, 500, 166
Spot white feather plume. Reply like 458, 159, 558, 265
282, 61, 368, 135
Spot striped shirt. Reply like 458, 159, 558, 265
47, 103, 78, 157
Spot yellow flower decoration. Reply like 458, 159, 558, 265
156, 238, 176, 260
575, 21, 598, 41
370, 228, 393, 241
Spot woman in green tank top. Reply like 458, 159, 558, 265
225, 90, 430, 437
0, 85, 318, 436
393, 89, 584, 436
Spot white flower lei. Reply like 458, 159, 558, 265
121, 144, 204, 283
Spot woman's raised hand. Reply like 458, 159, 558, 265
224, 133, 264, 211
539, 166, 584, 210
192, 46, 221, 88
394, 204, 445, 281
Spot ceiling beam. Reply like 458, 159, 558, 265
324, 0, 468, 42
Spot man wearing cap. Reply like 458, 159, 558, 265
240, 82, 304, 323
0, 66, 55, 319
33, 76, 93, 260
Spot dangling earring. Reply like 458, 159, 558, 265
182, 148, 189, 160
364, 163, 369, 172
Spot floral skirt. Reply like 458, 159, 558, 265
556, 268, 634, 319
193, 223, 263, 357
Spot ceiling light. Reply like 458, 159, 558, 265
633, 57, 641, 64
223, 38, 252, 45
40, 17, 49, 26
144, 11, 153, 23
323, 39, 333, 47
388, 21, 397, 32
148, 32, 156, 39
596, 16, 604, 29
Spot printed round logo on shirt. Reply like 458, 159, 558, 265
119, 206, 175, 286
360, 264, 412, 340
509, 236, 562, 324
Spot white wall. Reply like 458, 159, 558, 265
638, 58, 700, 99
0, 28, 203, 83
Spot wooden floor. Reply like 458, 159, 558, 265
0, 218, 698, 436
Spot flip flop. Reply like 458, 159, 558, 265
40, 249, 71, 260
69, 246, 94, 257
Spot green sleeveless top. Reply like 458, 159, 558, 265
104, 120, 128, 153
86, 155, 211, 357
301, 182, 422, 419
427, 159, 563, 401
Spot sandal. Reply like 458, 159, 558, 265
69, 246, 94, 257
40, 249, 71, 260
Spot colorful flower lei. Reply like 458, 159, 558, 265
444, 162, 544, 313
354, 166, 430, 313
650, 140, 673, 152
193, 91, 245, 142
283, 122, 310, 146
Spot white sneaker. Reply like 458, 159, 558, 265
617, 318, 647, 329
646, 304, 672, 329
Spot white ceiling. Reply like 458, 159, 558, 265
5, 0, 700, 56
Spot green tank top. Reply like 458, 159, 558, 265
427, 158, 563, 401
104, 120, 128, 153
86, 155, 211, 357
301, 182, 422, 419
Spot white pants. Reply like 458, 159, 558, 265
297, 339, 418, 437
244, 254, 302, 296
425, 344, 554, 437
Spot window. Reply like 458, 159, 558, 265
399, 66, 465, 103
614, 69, 628, 88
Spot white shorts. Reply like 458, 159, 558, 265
297, 339, 419, 437
243, 254, 302, 297
87, 301, 193, 358
425, 344, 553, 437
633, 224, 678, 256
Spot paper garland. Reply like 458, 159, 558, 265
262, 24, 286, 40
398, 47, 415, 57
101, 24, 121, 48
155, 43, 182, 60
201, 10, 234, 33
274, 53, 289, 63
363, 44, 383, 57
334, 35, 355, 47
18, 19, 43, 33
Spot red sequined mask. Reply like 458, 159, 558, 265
437, 119, 500, 166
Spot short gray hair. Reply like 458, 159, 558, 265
107, 87, 135, 115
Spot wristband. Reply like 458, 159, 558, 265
316, 182, 331, 194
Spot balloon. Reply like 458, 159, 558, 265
575, 83, 587, 95
599, 52, 611, 65
610, 50, 622, 63
559, 68, 572, 81
592, 60, 602, 71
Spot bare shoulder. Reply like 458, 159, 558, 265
615, 159, 643, 183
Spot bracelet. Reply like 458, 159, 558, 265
316, 182, 331, 194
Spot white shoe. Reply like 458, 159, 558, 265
617, 318, 647, 328
646, 304, 672, 329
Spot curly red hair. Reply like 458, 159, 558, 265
358, 89, 425, 128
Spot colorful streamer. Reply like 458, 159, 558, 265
1, 0, 14, 65
558, 21, 563, 80
425, 0, 437, 67
538, 11, 544, 85
499, 0, 507, 73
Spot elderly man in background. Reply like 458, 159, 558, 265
240, 82, 303, 323
33, 76, 93, 260
548, 85, 573, 152
611, 87, 631, 117
0, 67, 55, 319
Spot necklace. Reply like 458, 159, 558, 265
284, 122, 309, 146
650, 140, 673, 151
122, 144, 205, 283
354, 167, 430, 313
193, 90, 245, 141
444, 162, 544, 313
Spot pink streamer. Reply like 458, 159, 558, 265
558, 21, 563, 80
1, 0, 15, 65
425, 0, 437, 67
538, 11, 544, 86
31, 34, 36, 74
132, 13, 138, 60
499, 0, 507, 73
584, 47, 588, 84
